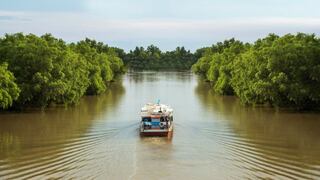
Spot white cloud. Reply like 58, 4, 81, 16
0, 11, 320, 50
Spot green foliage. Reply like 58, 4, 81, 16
0, 33, 124, 109
71, 38, 125, 95
106, 49, 125, 75
232, 33, 320, 109
0, 63, 20, 109
191, 50, 212, 78
193, 39, 249, 95
193, 33, 320, 109
2, 32, 319, 110
124, 45, 197, 70
71, 40, 107, 95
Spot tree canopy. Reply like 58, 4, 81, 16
1, 32, 319, 110
193, 33, 320, 109
123, 45, 197, 70
0, 63, 20, 109
0, 33, 125, 110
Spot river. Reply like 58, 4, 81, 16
0, 71, 320, 179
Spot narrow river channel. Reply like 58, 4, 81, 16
0, 71, 320, 179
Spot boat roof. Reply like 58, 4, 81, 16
141, 103, 173, 117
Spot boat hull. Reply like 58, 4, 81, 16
140, 126, 173, 137
140, 131, 172, 137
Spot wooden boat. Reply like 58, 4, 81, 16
140, 103, 173, 137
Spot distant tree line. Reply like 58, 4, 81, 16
0, 33, 125, 110
123, 45, 201, 70
192, 33, 320, 109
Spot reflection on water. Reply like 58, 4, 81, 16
195, 80, 320, 179
0, 81, 126, 179
0, 71, 320, 179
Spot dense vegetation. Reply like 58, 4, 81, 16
123, 45, 198, 70
0, 63, 20, 109
1, 32, 319, 110
193, 33, 320, 109
0, 33, 125, 110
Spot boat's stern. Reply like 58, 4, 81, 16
140, 123, 173, 137
139, 103, 174, 137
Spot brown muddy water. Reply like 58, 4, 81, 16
0, 71, 320, 179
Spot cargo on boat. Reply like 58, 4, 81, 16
140, 103, 173, 137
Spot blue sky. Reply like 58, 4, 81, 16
0, 0, 319, 51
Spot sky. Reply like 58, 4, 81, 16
0, 0, 319, 51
